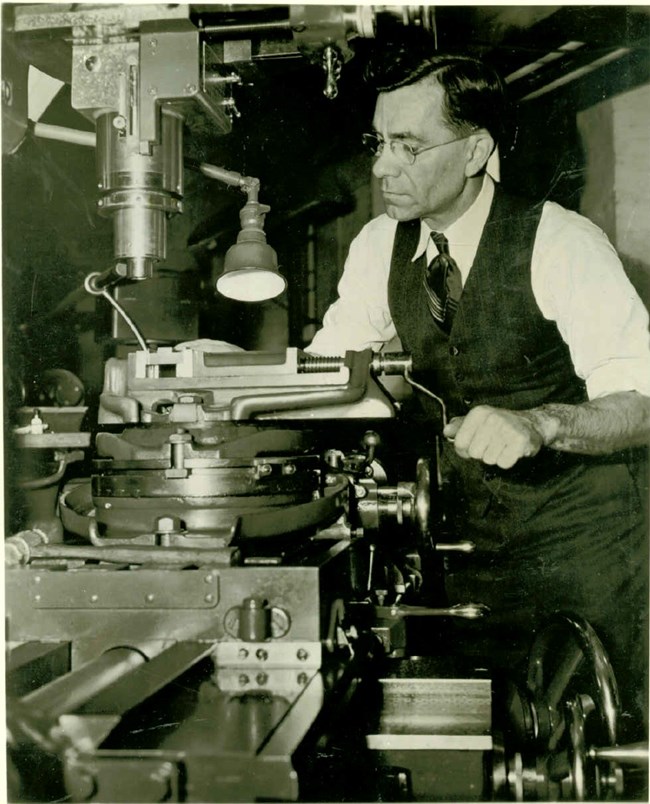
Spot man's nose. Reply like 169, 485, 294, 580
372, 147, 401, 180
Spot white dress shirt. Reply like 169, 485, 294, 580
308, 175, 650, 400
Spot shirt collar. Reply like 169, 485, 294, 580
411, 174, 496, 262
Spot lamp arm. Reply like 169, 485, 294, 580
196, 162, 260, 202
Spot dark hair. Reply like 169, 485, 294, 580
365, 40, 507, 146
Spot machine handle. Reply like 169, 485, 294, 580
435, 541, 476, 553
589, 742, 649, 766
378, 603, 490, 620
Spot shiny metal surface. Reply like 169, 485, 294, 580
20, 647, 146, 723
96, 109, 184, 279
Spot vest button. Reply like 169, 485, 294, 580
449, 345, 460, 356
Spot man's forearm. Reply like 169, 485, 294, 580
528, 391, 650, 455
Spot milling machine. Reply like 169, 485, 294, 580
3, 4, 647, 802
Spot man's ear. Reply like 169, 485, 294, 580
464, 131, 495, 178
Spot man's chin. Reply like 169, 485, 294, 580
383, 198, 418, 221
385, 205, 418, 221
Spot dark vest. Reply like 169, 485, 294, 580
386, 183, 645, 575
385, 188, 647, 709
388, 185, 588, 423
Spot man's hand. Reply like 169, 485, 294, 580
443, 405, 551, 469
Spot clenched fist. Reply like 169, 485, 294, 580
443, 405, 550, 469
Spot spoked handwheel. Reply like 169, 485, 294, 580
526, 612, 619, 751
495, 612, 632, 801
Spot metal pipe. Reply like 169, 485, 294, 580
32, 122, 96, 148
20, 647, 147, 721
200, 20, 292, 35
195, 161, 260, 199
84, 273, 149, 352
18, 460, 66, 490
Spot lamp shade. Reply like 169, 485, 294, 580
217, 240, 286, 302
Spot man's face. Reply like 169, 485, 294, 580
371, 78, 472, 225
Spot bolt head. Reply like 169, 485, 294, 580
169, 432, 191, 444
363, 431, 380, 447
156, 516, 178, 532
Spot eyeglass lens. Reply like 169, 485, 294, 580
362, 133, 414, 165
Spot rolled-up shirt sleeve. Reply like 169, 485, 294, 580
307, 215, 398, 356
533, 203, 650, 399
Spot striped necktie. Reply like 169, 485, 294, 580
423, 231, 462, 333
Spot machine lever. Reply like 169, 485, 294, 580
379, 603, 490, 620
435, 541, 476, 553
589, 742, 649, 766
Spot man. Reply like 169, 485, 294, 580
308, 49, 650, 732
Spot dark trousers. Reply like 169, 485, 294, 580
440, 445, 649, 739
